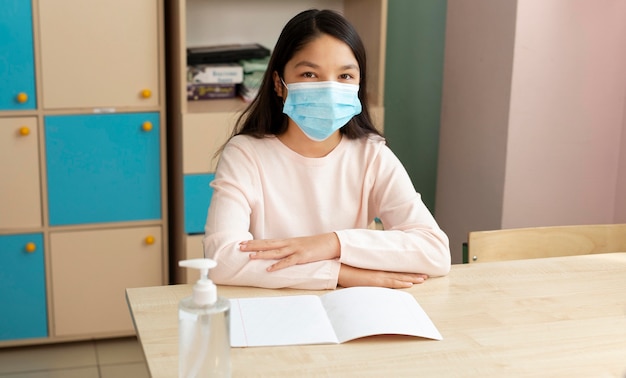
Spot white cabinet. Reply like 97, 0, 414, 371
50, 227, 163, 337
0, 0, 167, 346
182, 234, 205, 283
38, 0, 160, 110
0, 117, 41, 229
182, 112, 237, 174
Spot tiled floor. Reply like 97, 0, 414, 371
0, 337, 149, 378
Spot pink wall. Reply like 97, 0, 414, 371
616, 84, 626, 222
502, 0, 626, 228
436, 0, 626, 262
436, 0, 517, 262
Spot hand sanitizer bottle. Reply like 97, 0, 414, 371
178, 258, 231, 378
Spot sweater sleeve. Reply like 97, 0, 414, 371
203, 139, 340, 290
335, 145, 451, 276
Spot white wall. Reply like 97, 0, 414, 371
186, 0, 343, 49
436, 0, 626, 263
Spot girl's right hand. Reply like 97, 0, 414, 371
337, 264, 428, 289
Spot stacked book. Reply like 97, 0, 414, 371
186, 44, 270, 101
187, 63, 243, 100
238, 57, 269, 103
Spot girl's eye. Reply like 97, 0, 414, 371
302, 72, 317, 78
339, 73, 354, 80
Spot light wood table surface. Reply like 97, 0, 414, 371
126, 253, 626, 377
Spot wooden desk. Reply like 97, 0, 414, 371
126, 253, 626, 377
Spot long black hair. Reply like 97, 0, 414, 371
230, 9, 382, 140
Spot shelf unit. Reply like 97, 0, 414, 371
166, 0, 388, 283
0, 0, 168, 346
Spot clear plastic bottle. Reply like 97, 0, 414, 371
179, 259, 231, 378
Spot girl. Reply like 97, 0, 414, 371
204, 9, 450, 290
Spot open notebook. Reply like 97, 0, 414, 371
229, 286, 442, 347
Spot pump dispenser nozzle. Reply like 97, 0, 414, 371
179, 258, 217, 306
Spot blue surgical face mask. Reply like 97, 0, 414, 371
282, 80, 362, 142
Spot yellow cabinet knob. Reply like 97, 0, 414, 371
25, 242, 37, 253
16, 92, 28, 103
19, 126, 30, 136
142, 121, 153, 132
141, 89, 152, 99
145, 236, 155, 245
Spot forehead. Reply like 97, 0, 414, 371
287, 34, 358, 69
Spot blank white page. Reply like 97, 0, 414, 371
230, 295, 338, 347
320, 287, 443, 343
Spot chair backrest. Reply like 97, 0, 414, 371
467, 223, 626, 263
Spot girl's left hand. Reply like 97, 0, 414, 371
239, 233, 340, 272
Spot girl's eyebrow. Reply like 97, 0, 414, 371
341, 63, 360, 71
294, 61, 319, 69
294, 61, 360, 72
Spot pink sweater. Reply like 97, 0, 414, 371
203, 134, 450, 289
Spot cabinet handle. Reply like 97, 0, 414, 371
16, 92, 28, 103
19, 126, 31, 136
25, 242, 37, 253
145, 236, 155, 245
141, 89, 152, 99
142, 121, 153, 132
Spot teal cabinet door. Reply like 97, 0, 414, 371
0, 1, 36, 110
45, 113, 162, 225
184, 173, 215, 234
0, 233, 48, 341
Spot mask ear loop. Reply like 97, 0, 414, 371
279, 78, 288, 104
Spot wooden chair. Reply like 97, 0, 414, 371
466, 223, 626, 263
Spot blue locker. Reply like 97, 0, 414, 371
0, 1, 36, 110
45, 113, 162, 225
184, 173, 215, 234
0, 233, 48, 340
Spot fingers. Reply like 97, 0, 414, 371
239, 239, 286, 252
396, 277, 426, 288
385, 276, 425, 289
240, 240, 290, 260
388, 280, 414, 289
239, 240, 298, 271
339, 265, 430, 289
248, 250, 298, 272
266, 256, 296, 272
248, 249, 289, 260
